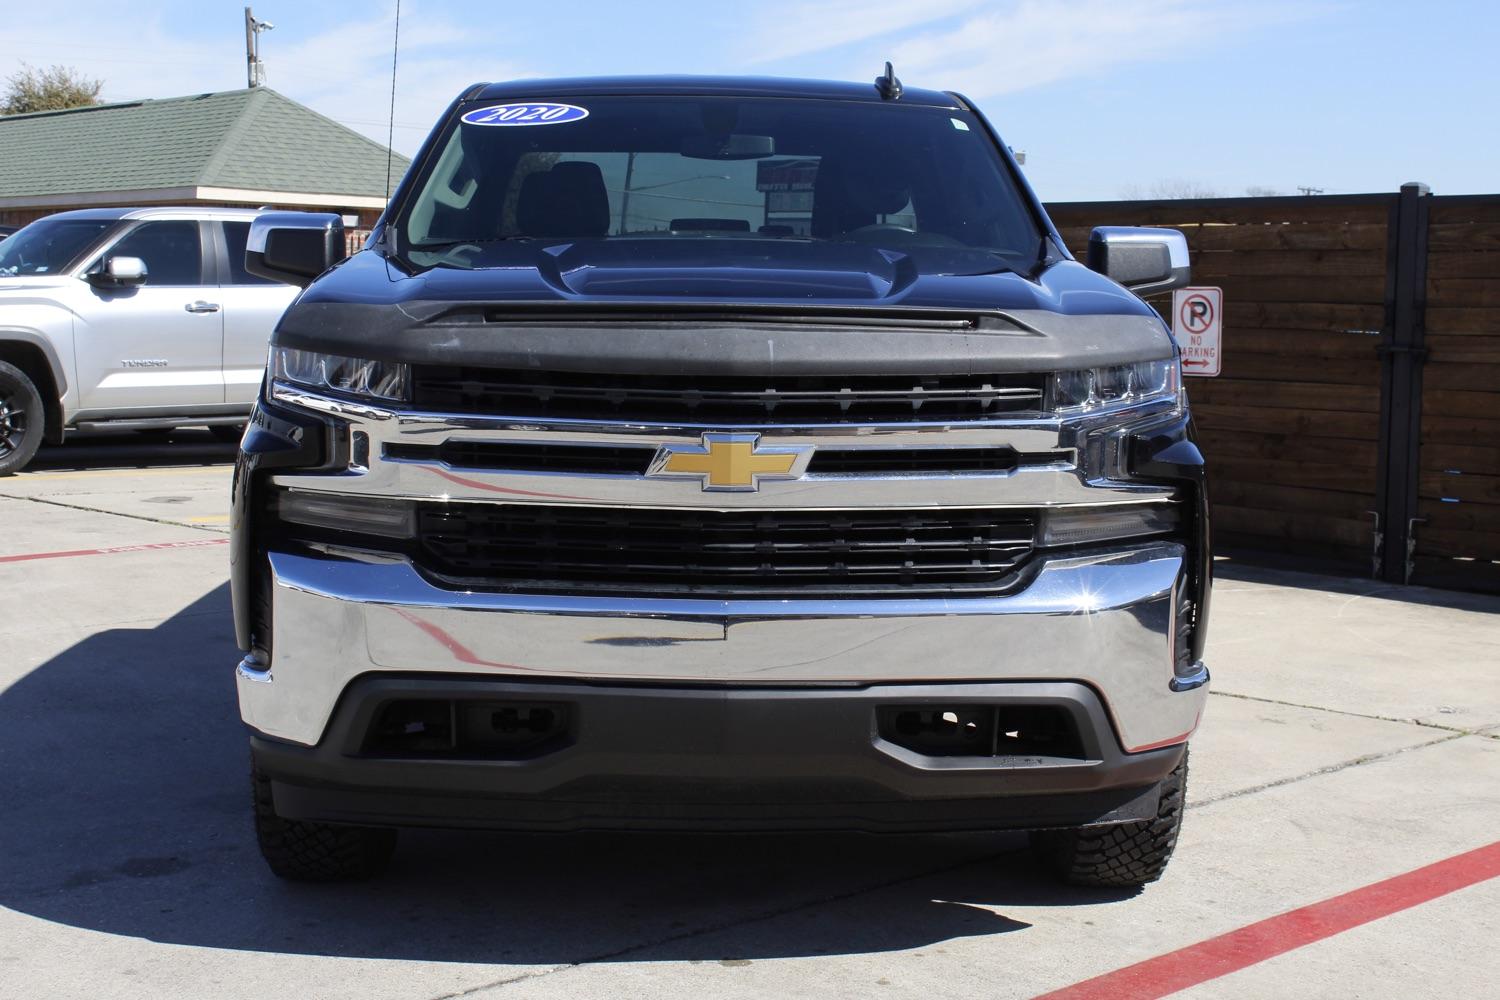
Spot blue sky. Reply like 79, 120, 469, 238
2, 0, 1495, 201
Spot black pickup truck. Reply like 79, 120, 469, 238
232, 69, 1210, 886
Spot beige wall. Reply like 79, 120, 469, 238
1, 202, 382, 230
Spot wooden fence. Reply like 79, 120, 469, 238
1046, 187, 1500, 594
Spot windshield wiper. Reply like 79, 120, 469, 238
408, 236, 535, 252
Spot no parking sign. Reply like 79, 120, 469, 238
1172, 286, 1222, 377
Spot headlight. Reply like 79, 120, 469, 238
272, 347, 409, 402
1051, 358, 1180, 415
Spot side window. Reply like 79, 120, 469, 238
220, 221, 275, 285
103, 221, 203, 286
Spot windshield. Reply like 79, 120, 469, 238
0, 218, 118, 277
397, 96, 1041, 274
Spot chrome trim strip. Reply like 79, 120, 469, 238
266, 382, 1177, 509
272, 383, 395, 422
268, 467, 1172, 509
269, 542, 1180, 618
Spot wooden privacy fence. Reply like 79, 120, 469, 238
1046, 185, 1500, 594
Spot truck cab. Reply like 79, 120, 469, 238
233, 73, 1210, 886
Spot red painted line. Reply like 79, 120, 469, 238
1033, 839, 1500, 1000
0, 537, 229, 564
429, 467, 591, 501
390, 607, 529, 671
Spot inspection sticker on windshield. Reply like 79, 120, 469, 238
461, 103, 590, 127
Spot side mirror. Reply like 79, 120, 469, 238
88, 256, 148, 287
1087, 227, 1190, 296
245, 212, 345, 286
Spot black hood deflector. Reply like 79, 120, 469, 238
275, 253, 1177, 376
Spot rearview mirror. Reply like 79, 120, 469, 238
1087, 227, 1190, 296
680, 134, 775, 160
245, 212, 346, 286
88, 256, 148, 287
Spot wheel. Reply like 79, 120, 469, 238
0, 360, 45, 476
1031, 748, 1188, 888
209, 424, 245, 444
251, 759, 397, 881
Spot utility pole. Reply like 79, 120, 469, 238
244, 7, 274, 88
1297, 186, 1325, 196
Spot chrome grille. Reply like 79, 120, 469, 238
384, 440, 1071, 477
415, 504, 1037, 596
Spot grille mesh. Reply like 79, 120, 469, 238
411, 368, 1047, 425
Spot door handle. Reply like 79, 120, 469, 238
185, 301, 221, 313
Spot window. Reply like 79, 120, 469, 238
398, 96, 1042, 277
220, 222, 276, 285
0, 218, 117, 277
102, 221, 203, 286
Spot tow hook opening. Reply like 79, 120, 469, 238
877, 704, 1086, 760
363, 698, 572, 759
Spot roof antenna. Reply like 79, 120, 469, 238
875, 61, 902, 100
385, 0, 402, 201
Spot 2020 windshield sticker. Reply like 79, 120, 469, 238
460, 103, 590, 127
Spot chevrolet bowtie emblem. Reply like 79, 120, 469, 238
648, 433, 813, 492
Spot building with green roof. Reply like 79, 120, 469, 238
0, 87, 409, 229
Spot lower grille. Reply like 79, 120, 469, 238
416, 505, 1036, 596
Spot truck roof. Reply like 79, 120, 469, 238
23, 206, 277, 223
467, 75, 965, 109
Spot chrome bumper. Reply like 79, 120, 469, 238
238, 540, 1207, 752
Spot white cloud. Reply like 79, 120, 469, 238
737, 0, 1317, 100
263, 6, 531, 155
882, 0, 1279, 98
0, 2, 531, 156
737, 0, 991, 65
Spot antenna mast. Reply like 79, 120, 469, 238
244, 7, 274, 88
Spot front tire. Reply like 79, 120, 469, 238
0, 360, 45, 476
251, 759, 397, 881
1031, 748, 1188, 888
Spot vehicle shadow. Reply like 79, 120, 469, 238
1214, 557, 1500, 616
27, 427, 238, 473
0, 585, 1133, 965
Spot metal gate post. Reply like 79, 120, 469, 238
1374, 182, 1431, 583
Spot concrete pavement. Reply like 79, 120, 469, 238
1, 431, 1497, 1000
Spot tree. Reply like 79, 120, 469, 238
1244, 185, 1283, 197
1, 63, 103, 116
1118, 179, 1221, 200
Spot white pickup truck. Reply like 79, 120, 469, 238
0, 206, 298, 474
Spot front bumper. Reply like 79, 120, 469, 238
238, 539, 1207, 753
252, 676, 1187, 833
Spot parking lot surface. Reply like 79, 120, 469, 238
2, 432, 1498, 999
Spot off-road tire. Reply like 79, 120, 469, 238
251, 760, 397, 881
1031, 748, 1188, 888
0, 360, 45, 476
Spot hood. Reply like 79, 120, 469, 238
0, 275, 74, 294
279, 241, 1175, 376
